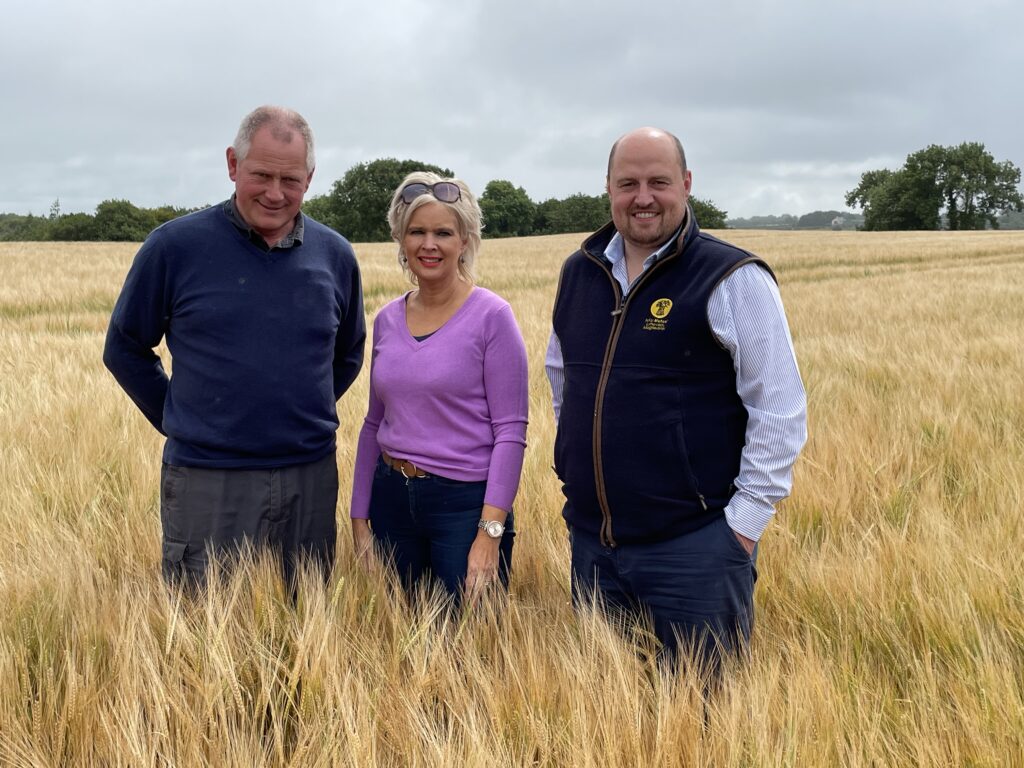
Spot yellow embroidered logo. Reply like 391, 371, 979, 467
650, 299, 673, 318
643, 298, 673, 331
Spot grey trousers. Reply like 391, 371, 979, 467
159, 452, 339, 587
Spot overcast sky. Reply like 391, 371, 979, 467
2, 0, 1021, 220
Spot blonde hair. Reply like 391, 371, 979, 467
387, 171, 482, 284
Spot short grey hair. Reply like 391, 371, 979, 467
387, 171, 482, 285
232, 106, 315, 174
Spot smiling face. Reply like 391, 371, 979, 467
607, 129, 692, 260
226, 124, 312, 246
401, 201, 468, 287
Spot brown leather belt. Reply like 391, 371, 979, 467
381, 452, 429, 479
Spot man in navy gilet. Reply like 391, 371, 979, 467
546, 127, 807, 674
104, 106, 365, 589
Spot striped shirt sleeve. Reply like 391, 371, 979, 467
710, 263, 807, 541
545, 331, 565, 423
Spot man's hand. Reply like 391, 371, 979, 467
351, 518, 377, 572
734, 530, 756, 556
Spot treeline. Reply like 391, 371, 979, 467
726, 210, 866, 230
0, 200, 204, 242
727, 209, 1024, 231
302, 157, 728, 241
7, 143, 1021, 241
0, 156, 730, 243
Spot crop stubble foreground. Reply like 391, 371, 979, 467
0, 231, 1022, 766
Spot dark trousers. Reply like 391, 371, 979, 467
160, 452, 339, 588
368, 457, 514, 600
570, 515, 756, 675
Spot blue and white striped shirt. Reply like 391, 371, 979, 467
545, 230, 807, 542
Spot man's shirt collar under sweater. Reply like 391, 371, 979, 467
224, 196, 304, 252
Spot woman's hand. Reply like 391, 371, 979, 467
351, 518, 377, 572
465, 504, 506, 599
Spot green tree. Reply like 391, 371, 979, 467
932, 142, 1023, 229
534, 193, 609, 235
150, 205, 201, 227
301, 194, 334, 227
49, 213, 99, 241
315, 158, 453, 242
691, 196, 727, 228
93, 199, 157, 241
845, 167, 940, 230
0, 213, 50, 241
846, 143, 1023, 230
846, 169, 893, 230
533, 198, 561, 234
557, 193, 609, 233
479, 180, 536, 238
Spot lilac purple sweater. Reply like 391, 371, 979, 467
350, 287, 529, 519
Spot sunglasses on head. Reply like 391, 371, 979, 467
399, 181, 462, 205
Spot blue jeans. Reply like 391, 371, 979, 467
570, 515, 756, 675
368, 457, 515, 599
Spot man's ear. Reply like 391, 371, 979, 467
226, 147, 239, 181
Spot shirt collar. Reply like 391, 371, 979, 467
603, 216, 686, 270
224, 196, 304, 251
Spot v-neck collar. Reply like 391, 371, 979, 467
400, 286, 478, 348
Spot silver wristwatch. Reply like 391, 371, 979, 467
478, 519, 505, 538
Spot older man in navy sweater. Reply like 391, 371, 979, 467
104, 106, 365, 587
547, 127, 806, 674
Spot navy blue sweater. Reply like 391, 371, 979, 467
103, 204, 365, 468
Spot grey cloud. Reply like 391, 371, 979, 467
2, 0, 1022, 219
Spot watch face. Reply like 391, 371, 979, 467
484, 521, 504, 538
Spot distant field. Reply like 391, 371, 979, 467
1, 231, 1022, 766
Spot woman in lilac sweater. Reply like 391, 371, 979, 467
350, 172, 529, 600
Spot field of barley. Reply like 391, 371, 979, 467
1, 229, 1022, 766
